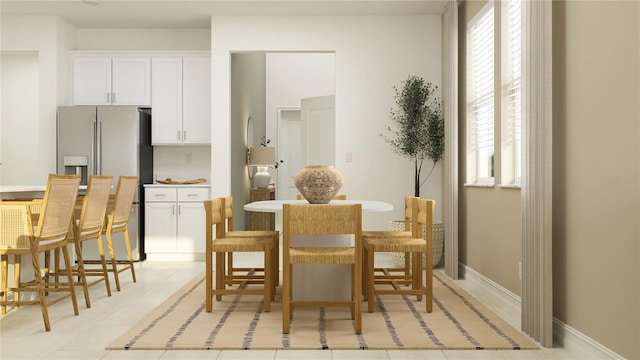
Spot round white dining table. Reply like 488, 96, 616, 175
243, 199, 393, 213
244, 199, 393, 301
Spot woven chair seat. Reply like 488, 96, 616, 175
211, 237, 273, 252
289, 247, 355, 264
205, 197, 277, 313
364, 237, 426, 252
225, 230, 277, 238
361, 230, 412, 238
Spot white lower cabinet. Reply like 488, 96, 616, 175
145, 186, 209, 259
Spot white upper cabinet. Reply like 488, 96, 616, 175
151, 56, 211, 145
73, 57, 150, 106
182, 57, 211, 145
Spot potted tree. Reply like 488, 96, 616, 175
381, 75, 445, 267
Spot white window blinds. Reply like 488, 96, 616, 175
504, 0, 522, 185
467, 2, 495, 184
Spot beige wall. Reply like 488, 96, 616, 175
461, 0, 639, 358
459, 0, 523, 297
553, 1, 639, 358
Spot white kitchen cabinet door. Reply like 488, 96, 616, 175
176, 202, 206, 253
73, 57, 112, 105
73, 57, 150, 106
151, 58, 183, 145
145, 202, 177, 253
182, 57, 211, 144
112, 57, 150, 105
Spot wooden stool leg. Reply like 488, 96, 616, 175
1, 254, 8, 314
367, 246, 375, 313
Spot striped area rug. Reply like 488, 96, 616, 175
107, 271, 538, 350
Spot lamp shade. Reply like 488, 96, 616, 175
249, 146, 276, 166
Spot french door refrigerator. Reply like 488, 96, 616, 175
56, 106, 153, 261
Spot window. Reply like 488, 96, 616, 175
466, 1, 495, 186
501, 0, 522, 186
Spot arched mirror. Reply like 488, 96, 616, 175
246, 116, 254, 178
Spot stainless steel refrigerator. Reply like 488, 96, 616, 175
56, 106, 153, 261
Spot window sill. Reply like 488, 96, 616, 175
463, 183, 495, 188
499, 184, 521, 189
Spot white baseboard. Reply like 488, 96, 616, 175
459, 263, 623, 359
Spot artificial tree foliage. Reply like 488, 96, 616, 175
381, 75, 445, 197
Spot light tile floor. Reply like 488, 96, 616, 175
1, 254, 596, 360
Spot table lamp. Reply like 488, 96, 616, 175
248, 146, 276, 189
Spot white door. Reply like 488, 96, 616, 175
277, 95, 335, 201
301, 94, 335, 166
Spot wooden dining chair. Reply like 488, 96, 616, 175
102, 175, 138, 291
204, 197, 276, 312
362, 196, 417, 292
221, 196, 279, 288
0, 174, 80, 331
282, 203, 362, 334
1, 199, 41, 315
363, 198, 435, 313
57, 175, 113, 306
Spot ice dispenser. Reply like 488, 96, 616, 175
64, 156, 88, 185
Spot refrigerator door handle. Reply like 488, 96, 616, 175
97, 120, 102, 175
91, 120, 97, 175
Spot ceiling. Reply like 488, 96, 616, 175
0, 0, 448, 29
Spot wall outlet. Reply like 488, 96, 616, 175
518, 262, 522, 280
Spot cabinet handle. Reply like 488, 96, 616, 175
177, 130, 181, 141
112, 92, 116, 103
154, 193, 166, 198
183, 130, 187, 141
172, 204, 175, 215
107, 92, 110, 103
187, 193, 198, 197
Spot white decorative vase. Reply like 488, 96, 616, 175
254, 166, 271, 189
294, 165, 343, 204
388, 219, 444, 268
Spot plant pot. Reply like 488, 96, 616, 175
294, 165, 343, 204
388, 219, 444, 269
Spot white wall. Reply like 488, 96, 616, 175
265, 52, 335, 195
76, 29, 210, 51
0, 15, 74, 184
211, 15, 442, 230
0, 53, 39, 185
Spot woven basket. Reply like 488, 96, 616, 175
388, 220, 444, 268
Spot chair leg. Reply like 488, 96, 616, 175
1, 254, 8, 314
123, 229, 137, 283
215, 252, 225, 301
95, 235, 112, 296
414, 251, 423, 302
263, 248, 271, 312
73, 241, 91, 308
13, 255, 21, 309
30, 251, 51, 331
425, 247, 433, 313
105, 232, 121, 291
282, 263, 291, 334
367, 246, 375, 313
354, 261, 362, 334
205, 248, 213, 312
61, 245, 80, 317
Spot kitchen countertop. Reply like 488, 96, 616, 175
144, 183, 210, 188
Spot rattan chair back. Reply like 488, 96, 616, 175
203, 197, 276, 313
281, 203, 362, 334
